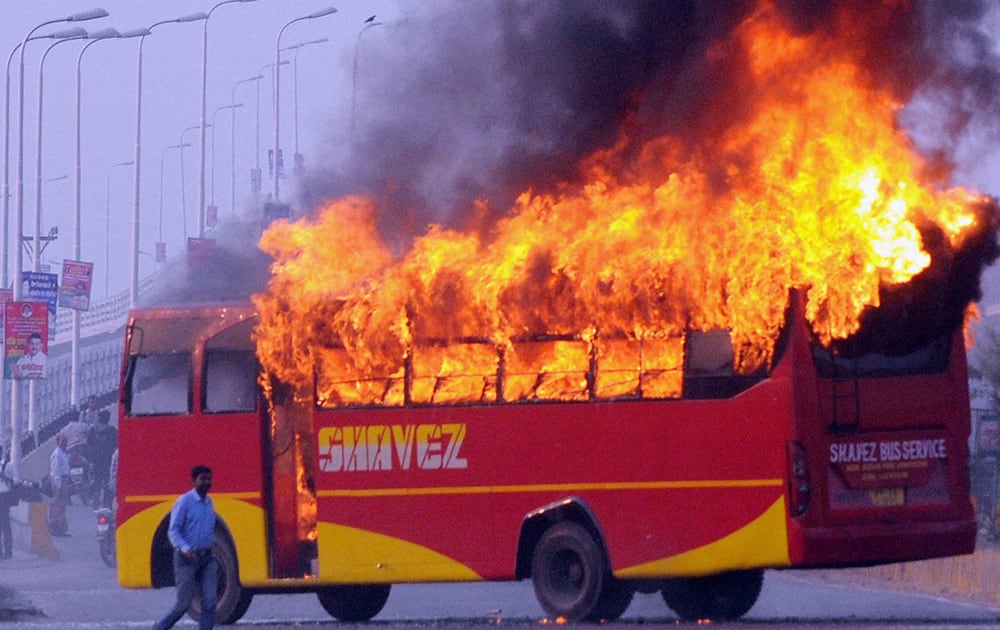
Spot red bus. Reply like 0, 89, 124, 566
115, 290, 975, 624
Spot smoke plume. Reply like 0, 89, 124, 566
301, 0, 1000, 244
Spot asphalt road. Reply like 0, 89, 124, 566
4, 499, 1000, 629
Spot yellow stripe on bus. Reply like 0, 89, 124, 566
123, 491, 260, 504
118, 498, 271, 588
316, 478, 784, 498
317, 521, 482, 583
616, 496, 791, 578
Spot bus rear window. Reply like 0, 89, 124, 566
812, 333, 950, 378
127, 353, 191, 416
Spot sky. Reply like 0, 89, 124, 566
0, 0, 408, 300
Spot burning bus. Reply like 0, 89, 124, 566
115, 1, 1000, 625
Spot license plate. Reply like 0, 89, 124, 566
96, 523, 110, 535
868, 487, 905, 507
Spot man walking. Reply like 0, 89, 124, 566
153, 465, 218, 630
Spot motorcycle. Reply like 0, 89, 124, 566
67, 451, 95, 506
95, 506, 116, 568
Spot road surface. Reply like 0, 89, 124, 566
3, 501, 1000, 628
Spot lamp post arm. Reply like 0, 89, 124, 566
14, 18, 63, 301
272, 16, 307, 202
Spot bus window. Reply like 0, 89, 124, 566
204, 349, 258, 413
595, 337, 684, 399
127, 353, 191, 416
504, 339, 589, 402
682, 330, 763, 399
315, 347, 403, 408
411, 342, 498, 404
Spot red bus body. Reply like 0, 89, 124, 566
115, 294, 975, 621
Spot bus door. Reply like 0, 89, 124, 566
262, 378, 319, 579
201, 316, 318, 580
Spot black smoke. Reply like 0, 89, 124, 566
300, 0, 1000, 246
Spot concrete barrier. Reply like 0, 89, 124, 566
805, 546, 1000, 605
28, 503, 57, 559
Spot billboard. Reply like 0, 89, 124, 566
4, 301, 48, 379
21, 271, 58, 341
58, 260, 94, 311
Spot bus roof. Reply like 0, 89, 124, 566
127, 303, 256, 355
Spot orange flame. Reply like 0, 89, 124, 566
253, 1, 994, 403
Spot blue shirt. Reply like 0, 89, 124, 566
167, 488, 216, 553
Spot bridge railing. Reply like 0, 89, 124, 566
14, 277, 151, 455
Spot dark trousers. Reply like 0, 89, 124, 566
153, 550, 218, 630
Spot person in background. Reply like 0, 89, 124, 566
153, 465, 218, 630
0, 450, 14, 559
48, 434, 70, 536
59, 417, 90, 459
79, 395, 101, 425
87, 410, 117, 507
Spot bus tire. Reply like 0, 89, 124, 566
594, 576, 634, 621
660, 568, 763, 621
316, 584, 391, 621
187, 531, 254, 625
531, 521, 608, 621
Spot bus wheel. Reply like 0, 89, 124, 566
661, 569, 763, 621
316, 584, 391, 621
531, 522, 609, 621
594, 577, 634, 621
188, 532, 254, 625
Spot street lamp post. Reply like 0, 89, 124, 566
104, 160, 133, 297
3, 27, 85, 291
283, 38, 328, 162
254, 61, 286, 204
210, 103, 242, 226
231, 74, 263, 216
179, 123, 208, 241
71, 27, 124, 411
34, 34, 88, 276
199, 0, 258, 239
16, 10, 108, 304
15, 10, 108, 300
273, 8, 338, 203
25, 166, 71, 451
159, 143, 190, 262
38, 174, 67, 268
130, 13, 207, 311
351, 17, 382, 139
12, 8, 108, 466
